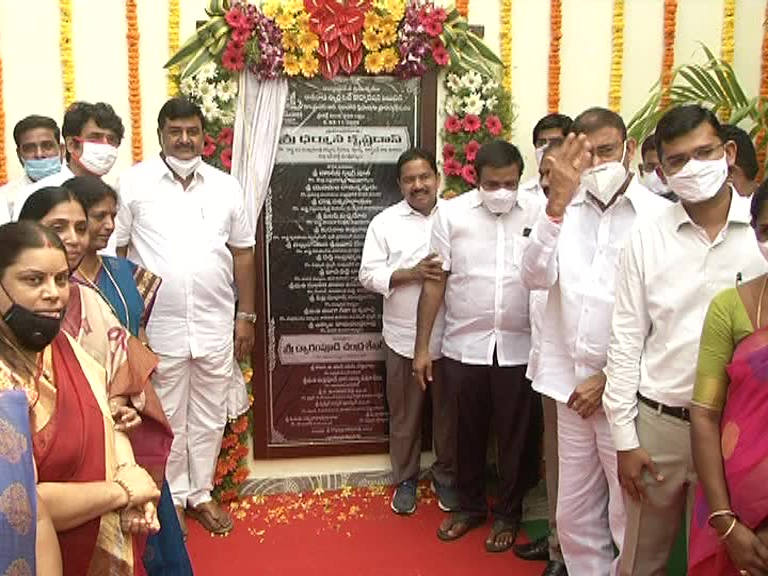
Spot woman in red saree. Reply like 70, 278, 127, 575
690, 181, 768, 575
0, 221, 161, 575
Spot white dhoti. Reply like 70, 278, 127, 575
153, 341, 234, 508
556, 402, 626, 576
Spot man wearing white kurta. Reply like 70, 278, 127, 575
116, 97, 256, 537
521, 108, 669, 576
359, 148, 455, 515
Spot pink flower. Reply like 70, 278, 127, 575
431, 42, 450, 66
221, 147, 233, 170
222, 43, 245, 71
485, 115, 503, 136
431, 7, 448, 23
218, 127, 234, 146
464, 140, 480, 163
225, 6, 249, 31
463, 114, 482, 133
424, 19, 443, 37
445, 115, 462, 134
461, 164, 477, 185
203, 134, 217, 157
232, 27, 251, 45
443, 158, 462, 176
442, 143, 456, 160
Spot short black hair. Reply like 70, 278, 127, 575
654, 105, 723, 160
396, 148, 437, 179
475, 140, 524, 180
722, 124, 758, 180
751, 178, 768, 226
158, 97, 206, 131
13, 115, 60, 147
18, 186, 86, 223
62, 101, 125, 142
62, 176, 118, 213
532, 113, 573, 145
570, 107, 627, 140
641, 133, 657, 158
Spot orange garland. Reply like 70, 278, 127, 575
126, 0, 143, 163
456, 0, 469, 18
660, 0, 678, 107
757, 2, 768, 174
547, 0, 562, 113
0, 55, 6, 186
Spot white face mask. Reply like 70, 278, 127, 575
77, 141, 118, 176
479, 187, 518, 214
666, 155, 729, 204
535, 145, 546, 167
580, 143, 628, 206
165, 155, 202, 179
639, 170, 670, 196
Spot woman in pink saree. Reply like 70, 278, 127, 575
690, 181, 768, 575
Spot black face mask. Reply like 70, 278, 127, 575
1, 286, 63, 352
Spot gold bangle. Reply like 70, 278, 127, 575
719, 517, 738, 541
708, 509, 737, 527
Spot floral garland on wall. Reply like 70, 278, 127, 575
660, 0, 678, 107
547, 0, 562, 113
168, 0, 181, 96
500, 0, 512, 94
758, 2, 768, 173
456, 0, 469, 18
0, 55, 6, 186
720, 0, 735, 67
59, 0, 75, 108
608, 0, 624, 113
126, 0, 143, 163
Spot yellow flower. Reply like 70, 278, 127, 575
298, 30, 319, 51
365, 51, 385, 74
295, 12, 311, 30
276, 11, 294, 29
299, 53, 319, 77
262, 0, 280, 19
283, 30, 300, 51
285, 0, 304, 15
380, 25, 397, 46
363, 29, 381, 51
284, 53, 301, 76
380, 47, 399, 72
365, 11, 381, 30
383, 0, 405, 21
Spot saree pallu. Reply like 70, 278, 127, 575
689, 328, 768, 575
0, 390, 36, 576
95, 256, 161, 338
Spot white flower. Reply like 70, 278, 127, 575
463, 93, 484, 116
460, 70, 483, 91
200, 98, 220, 122
446, 95, 463, 116
180, 77, 198, 98
219, 109, 236, 125
217, 79, 238, 103
197, 80, 214, 98
484, 94, 498, 112
482, 80, 499, 95
446, 73, 462, 93
197, 61, 218, 82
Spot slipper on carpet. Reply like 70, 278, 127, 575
436, 512, 485, 542
484, 518, 520, 553
187, 503, 233, 535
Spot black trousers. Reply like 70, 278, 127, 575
443, 353, 534, 523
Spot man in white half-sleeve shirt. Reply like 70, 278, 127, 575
604, 105, 766, 576
115, 97, 256, 539
413, 140, 538, 553
521, 108, 669, 576
359, 148, 456, 517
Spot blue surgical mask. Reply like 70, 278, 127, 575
23, 156, 62, 182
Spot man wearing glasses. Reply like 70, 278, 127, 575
604, 104, 765, 575
522, 107, 669, 576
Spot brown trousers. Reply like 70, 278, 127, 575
444, 353, 534, 522
385, 346, 455, 486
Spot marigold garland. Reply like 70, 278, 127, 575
758, 2, 768, 175
0, 56, 6, 186
456, 0, 469, 18
720, 0, 735, 66
59, 0, 75, 108
168, 0, 180, 96
660, 0, 678, 107
547, 0, 562, 113
126, 0, 143, 163
608, 0, 625, 112
500, 0, 512, 94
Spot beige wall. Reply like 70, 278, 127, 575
2, 0, 765, 476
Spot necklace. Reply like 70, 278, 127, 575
757, 275, 768, 330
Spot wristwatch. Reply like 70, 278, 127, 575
236, 311, 258, 324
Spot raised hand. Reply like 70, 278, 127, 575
542, 133, 593, 219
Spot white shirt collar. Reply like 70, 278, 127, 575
672, 186, 749, 230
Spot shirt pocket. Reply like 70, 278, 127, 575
202, 203, 231, 245
512, 234, 530, 268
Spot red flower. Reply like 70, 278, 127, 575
225, 6, 249, 31
463, 114, 482, 133
218, 127, 234, 146
431, 42, 450, 66
444, 115, 462, 134
424, 19, 443, 37
461, 164, 477, 185
442, 143, 456, 160
443, 158, 462, 176
221, 147, 233, 170
431, 7, 448, 22
232, 27, 251, 45
233, 467, 249, 483
485, 115, 503, 136
464, 140, 480, 163
203, 134, 217, 157
222, 44, 245, 71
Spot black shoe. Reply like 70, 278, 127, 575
542, 560, 567, 576
513, 535, 549, 561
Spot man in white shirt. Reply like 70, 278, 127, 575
115, 97, 257, 538
413, 140, 538, 552
637, 133, 677, 202
604, 105, 766, 575
359, 148, 456, 516
522, 107, 669, 576
0, 115, 63, 222
519, 112, 572, 206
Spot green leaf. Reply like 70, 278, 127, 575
466, 32, 503, 66
165, 35, 205, 69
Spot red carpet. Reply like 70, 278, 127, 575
186, 483, 546, 576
